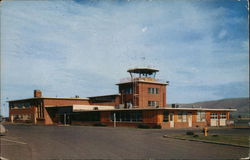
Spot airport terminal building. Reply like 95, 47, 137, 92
8, 68, 236, 128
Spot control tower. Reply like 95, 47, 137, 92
117, 67, 168, 108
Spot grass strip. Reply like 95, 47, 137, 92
164, 134, 249, 148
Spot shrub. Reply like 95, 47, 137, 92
193, 134, 199, 138
138, 124, 150, 129
152, 125, 162, 129
186, 131, 194, 135
212, 134, 219, 137
93, 123, 107, 127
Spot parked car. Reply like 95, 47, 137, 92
0, 124, 7, 136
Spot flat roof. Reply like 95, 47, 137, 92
45, 105, 236, 112
8, 97, 89, 102
84, 108, 237, 112
88, 94, 120, 98
127, 67, 159, 74
74, 107, 236, 112
116, 80, 167, 85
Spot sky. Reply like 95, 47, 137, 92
1, 0, 249, 116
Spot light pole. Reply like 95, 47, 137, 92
64, 113, 66, 126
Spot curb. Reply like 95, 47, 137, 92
163, 135, 249, 148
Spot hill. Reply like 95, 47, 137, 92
178, 97, 249, 118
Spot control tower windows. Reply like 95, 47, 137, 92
148, 101, 159, 107
148, 88, 159, 94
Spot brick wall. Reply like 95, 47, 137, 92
9, 107, 36, 123
138, 83, 166, 108
43, 98, 90, 106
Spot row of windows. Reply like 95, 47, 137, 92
148, 101, 159, 107
121, 88, 133, 94
210, 113, 226, 119
148, 88, 159, 94
110, 111, 142, 122
12, 114, 31, 120
121, 87, 159, 94
10, 103, 31, 109
163, 111, 207, 122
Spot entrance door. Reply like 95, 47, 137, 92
169, 113, 174, 128
188, 113, 192, 127
219, 113, 226, 126
210, 113, 218, 126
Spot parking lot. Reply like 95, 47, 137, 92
1, 124, 249, 160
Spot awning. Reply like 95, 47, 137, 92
73, 105, 115, 112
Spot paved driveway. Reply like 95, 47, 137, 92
1, 124, 249, 160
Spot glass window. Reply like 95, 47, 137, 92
148, 88, 159, 94
163, 111, 169, 122
152, 101, 156, 106
210, 113, 218, 119
197, 111, 206, 122
148, 101, 151, 106
156, 88, 159, 94
220, 113, 226, 119
182, 112, 187, 122
177, 112, 182, 122
111, 111, 142, 122
148, 101, 158, 107
156, 101, 159, 107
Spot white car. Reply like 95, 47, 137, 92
0, 124, 7, 136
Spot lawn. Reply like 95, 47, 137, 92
171, 133, 249, 147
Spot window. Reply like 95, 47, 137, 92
220, 113, 226, 119
148, 101, 151, 106
177, 112, 187, 122
148, 101, 159, 107
177, 112, 182, 122
197, 111, 206, 122
148, 88, 159, 94
148, 88, 152, 94
124, 88, 133, 94
163, 111, 169, 122
111, 111, 142, 122
182, 112, 187, 122
210, 113, 218, 119
156, 88, 159, 94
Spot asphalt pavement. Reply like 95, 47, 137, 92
0, 124, 249, 160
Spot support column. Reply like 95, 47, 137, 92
10, 115, 14, 123
33, 107, 37, 124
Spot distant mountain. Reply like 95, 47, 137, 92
178, 98, 249, 118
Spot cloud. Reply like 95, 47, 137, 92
142, 27, 148, 33
1, 0, 249, 116
218, 30, 228, 39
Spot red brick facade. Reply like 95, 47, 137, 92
8, 68, 235, 128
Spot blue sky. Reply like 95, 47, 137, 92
1, 0, 249, 116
